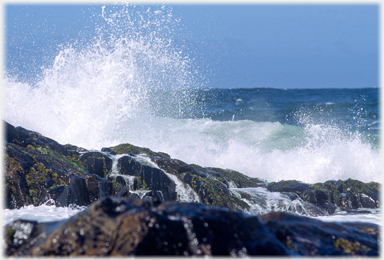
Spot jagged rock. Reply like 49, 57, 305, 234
266, 179, 379, 214
105, 143, 171, 159
5, 121, 19, 143
4, 122, 118, 209
117, 155, 142, 176
79, 152, 112, 178
4, 197, 379, 257
116, 155, 177, 201
204, 167, 267, 188
4, 121, 380, 219
152, 157, 250, 211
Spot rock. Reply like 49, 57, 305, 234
4, 122, 118, 208
105, 143, 171, 159
4, 121, 19, 143
266, 180, 311, 194
116, 155, 142, 176
5, 197, 379, 257
152, 157, 249, 211
14, 125, 70, 156
4, 197, 291, 256
204, 167, 267, 188
265, 179, 379, 214
116, 155, 177, 201
260, 211, 379, 256
4, 121, 380, 219
79, 152, 112, 178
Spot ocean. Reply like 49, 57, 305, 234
4, 4, 380, 225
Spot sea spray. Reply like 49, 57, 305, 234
4, 5, 379, 184
5, 4, 199, 149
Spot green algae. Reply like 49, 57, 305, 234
135, 175, 150, 190
334, 238, 371, 255
206, 167, 264, 188
189, 173, 250, 212
109, 143, 171, 158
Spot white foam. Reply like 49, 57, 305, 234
3, 201, 86, 225
230, 187, 310, 216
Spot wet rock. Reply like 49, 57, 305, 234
265, 179, 379, 214
4, 197, 291, 256
5, 197, 379, 257
80, 152, 112, 178
3, 122, 119, 209
266, 180, 311, 193
106, 143, 171, 159
260, 211, 379, 256
117, 155, 142, 176
117, 155, 177, 201
204, 167, 267, 188
4, 121, 380, 219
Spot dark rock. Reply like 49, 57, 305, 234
116, 155, 177, 201
266, 180, 311, 194
4, 121, 19, 143
260, 211, 379, 256
265, 179, 379, 214
153, 158, 254, 212
117, 155, 142, 176
141, 164, 177, 201
101, 147, 114, 153
69, 174, 89, 206
143, 190, 164, 202
4, 122, 380, 220
4, 197, 292, 256
45, 186, 72, 207
14, 126, 70, 156
205, 167, 267, 188
80, 152, 112, 178
5, 197, 379, 257
106, 143, 171, 159
115, 176, 126, 187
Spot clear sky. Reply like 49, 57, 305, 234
5, 3, 379, 89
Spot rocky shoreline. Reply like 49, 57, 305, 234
4, 121, 380, 256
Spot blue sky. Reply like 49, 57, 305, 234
5, 4, 378, 89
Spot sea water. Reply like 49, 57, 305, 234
4, 4, 380, 225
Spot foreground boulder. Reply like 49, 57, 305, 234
4, 197, 379, 257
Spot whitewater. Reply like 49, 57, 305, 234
4, 5, 380, 185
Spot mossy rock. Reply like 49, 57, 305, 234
106, 143, 171, 159
80, 152, 112, 178
206, 167, 266, 188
